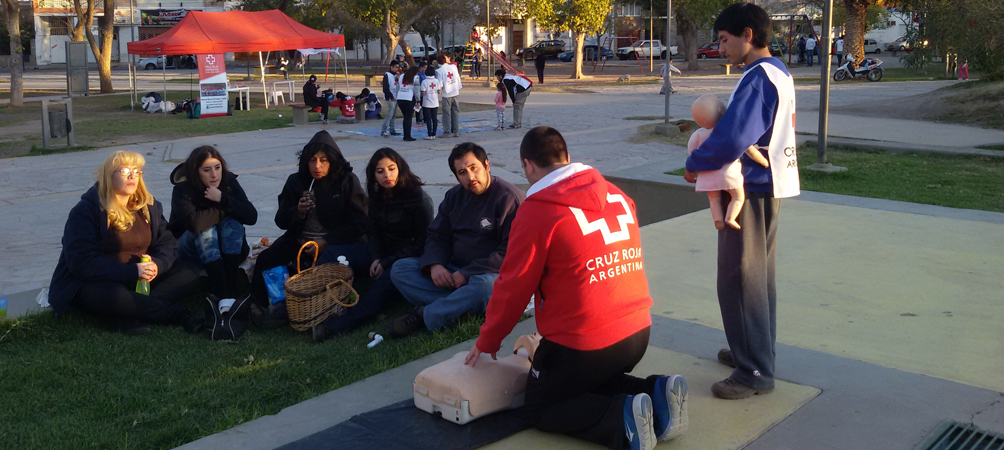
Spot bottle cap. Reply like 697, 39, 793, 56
141, 256, 151, 262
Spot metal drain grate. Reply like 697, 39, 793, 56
917, 421, 1004, 450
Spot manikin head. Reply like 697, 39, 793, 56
691, 94, 727, 130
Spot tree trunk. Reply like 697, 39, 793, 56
3, 0, 24, 107
843, 0, 869, 67
78, 0, 114, 93
571, 32, 585, 79
383, 9, 400, 64
676, 9, 699, 71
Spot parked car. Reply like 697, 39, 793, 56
616, 40, 678, 60
769, 41, 788, 57
140, 54, 197, 70
862, 38, 882, 54
557, 45, 613, 62
697, 42, 722, 59
395, 45, 437, 59
440, 45, 471, 60
886, 36, 910, 52
517, 40, 567, 60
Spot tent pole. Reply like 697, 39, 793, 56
342, 48, 349, 92
163, 59, 168, 117
129, 59, 134, 111
325, 53, 329, 83
259, 51, 268, 110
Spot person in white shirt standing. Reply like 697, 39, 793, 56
496, 69, 533, 129
805, 36, 817, 67
834, 36, 844, 64
435, 54, 464, 138
420, 66, 442, 140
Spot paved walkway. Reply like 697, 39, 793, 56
2, 69, 1004, 449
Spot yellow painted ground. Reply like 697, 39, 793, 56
642, 199, 1004, 393
481, 347, 819, 450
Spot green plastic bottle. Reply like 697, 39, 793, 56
136, 256, 151, 295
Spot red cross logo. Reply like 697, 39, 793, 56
205, 55, 216, 65
446, 72, 454, 80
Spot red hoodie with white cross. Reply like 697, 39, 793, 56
476, 164, 652, 353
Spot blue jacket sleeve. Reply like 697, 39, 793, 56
685, 71, 777, 173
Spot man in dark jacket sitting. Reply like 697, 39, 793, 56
302, 74, 329, 124
387, 142, 524, 338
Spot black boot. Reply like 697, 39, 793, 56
203, 259, 231, 299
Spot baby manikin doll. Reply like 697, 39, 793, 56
687, 94, 770, 230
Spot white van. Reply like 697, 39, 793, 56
863, 38, 883, 54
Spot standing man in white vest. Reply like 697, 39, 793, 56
684, 2, 800, 400
436, 54, 463, 138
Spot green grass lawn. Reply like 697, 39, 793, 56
0, 288, 486, 450
667, 142, 1004, 213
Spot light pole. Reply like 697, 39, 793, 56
808, 0, 846, 173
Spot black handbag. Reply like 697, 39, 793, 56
204, 294, 252, 340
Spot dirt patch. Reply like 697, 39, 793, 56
831, 80, 1004, 130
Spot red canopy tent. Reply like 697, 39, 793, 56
127, 10, 345, 110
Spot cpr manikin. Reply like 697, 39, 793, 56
688, 94, 770, 229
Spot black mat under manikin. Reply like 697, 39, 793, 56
275, 399, 530, 450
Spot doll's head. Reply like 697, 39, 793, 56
691, 94, 726, 130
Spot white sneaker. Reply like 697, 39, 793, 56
424, 136, 435, 140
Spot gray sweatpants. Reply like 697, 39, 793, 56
512, 88, 530, 127
717, 191, 781, 390
441, 96, 460, 136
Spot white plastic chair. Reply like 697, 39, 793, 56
271, 90, 285, 106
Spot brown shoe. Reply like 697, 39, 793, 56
386, 306, 425, 339
717, 349, 736, 368
711, 376, 773, 400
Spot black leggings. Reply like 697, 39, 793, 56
71, 261, 200, 326
306, 97, 329, 119
398, 99, 415, 139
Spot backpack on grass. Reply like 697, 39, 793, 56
204, 294, 252, 340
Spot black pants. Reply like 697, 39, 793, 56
250, 236, 315, 308
319, 270, 401, 335
423, 106, 438, 136
306, 97, 329, 120
537, 67, 544, 84
398, 99, 415, 139
524, 327, 657, 450
717, 191, 780, 390
71, 260, 199, 326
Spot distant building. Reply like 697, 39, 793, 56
30, 0, 224, 65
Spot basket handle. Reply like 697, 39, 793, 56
296, 241, 320, 274
325, 279, 360, 308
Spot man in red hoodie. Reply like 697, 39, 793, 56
465, 127, 688, 450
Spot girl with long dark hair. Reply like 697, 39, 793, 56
311, 147, 434, 342
169, 146, 258, 300
397, 66, 421, 141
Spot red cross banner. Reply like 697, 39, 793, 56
197, 54, 228, 118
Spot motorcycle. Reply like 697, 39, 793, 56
833, 54, 884, 82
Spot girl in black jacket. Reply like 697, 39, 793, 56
169, 146, 258, 300
251, 130, 369, 323
48, 151, 201, 335
311, 147, 434, 342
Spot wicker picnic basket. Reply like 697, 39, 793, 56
285, 241, 359, 332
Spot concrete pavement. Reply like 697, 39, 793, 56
2, 67, 1004, 449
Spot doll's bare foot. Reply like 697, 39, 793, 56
714, 220, 725, 230
726, 220, 741, 230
